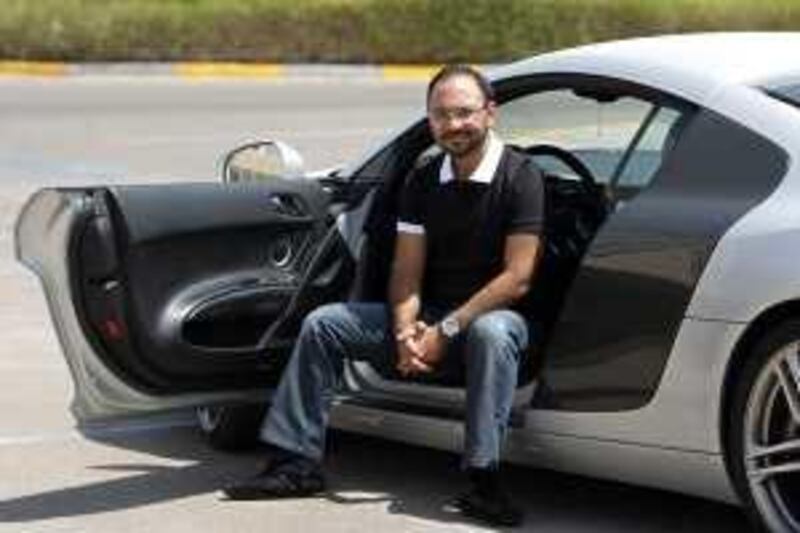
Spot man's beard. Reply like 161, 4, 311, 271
439, 128, 488, 159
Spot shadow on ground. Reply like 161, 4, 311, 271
0, 424, 753, 532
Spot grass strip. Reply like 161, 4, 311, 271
1, 0, 799, 63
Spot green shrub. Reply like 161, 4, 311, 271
1, 0, 799, 62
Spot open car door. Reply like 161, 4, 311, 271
15, 178, 353, 422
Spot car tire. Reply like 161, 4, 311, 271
728, 320, 800, 533
195, 403, 268, 452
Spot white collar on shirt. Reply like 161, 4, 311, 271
438, 131, 504, 184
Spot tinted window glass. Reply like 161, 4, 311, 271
614, 106, 683, 189
766, 83, 800, 109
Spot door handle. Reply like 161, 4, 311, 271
266, 193, 307, 217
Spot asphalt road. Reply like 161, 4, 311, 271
0, 77, 753, 532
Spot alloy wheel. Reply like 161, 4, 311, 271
743, 341, 800, 532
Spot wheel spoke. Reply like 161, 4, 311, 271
747, 436, 800, 484
775, 348, 800, 425
749, 461, 800, 484
749, 439, 800, 461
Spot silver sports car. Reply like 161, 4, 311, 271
14, 33, 800, 532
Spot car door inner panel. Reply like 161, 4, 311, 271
72, 181, 354, 394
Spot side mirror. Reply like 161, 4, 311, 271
221, 140, 305, 183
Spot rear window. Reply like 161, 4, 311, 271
766, 83, 800, 109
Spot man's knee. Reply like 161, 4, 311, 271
468, 312, 527, 345
465, 312, 529, 364
301, 303, 349, 337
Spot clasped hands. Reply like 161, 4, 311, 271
395, 320, 446, 377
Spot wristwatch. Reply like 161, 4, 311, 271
439, 315, 461, 339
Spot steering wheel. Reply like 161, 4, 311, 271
523, 144, 597, 188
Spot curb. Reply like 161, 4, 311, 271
0, 61, 441, 81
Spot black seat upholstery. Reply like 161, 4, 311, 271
517, 173, 608, 336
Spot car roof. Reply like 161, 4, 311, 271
492, 33, 800, 104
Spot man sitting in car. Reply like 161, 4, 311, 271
223, 64, 545, 528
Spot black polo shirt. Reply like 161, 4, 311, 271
397, 141, 545, 309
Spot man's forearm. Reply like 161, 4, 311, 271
448, 269, 530, 329
389, 233, 426, 335
447, 233, 540, 329
388, 266, 422, 335
391, 294, 421, 334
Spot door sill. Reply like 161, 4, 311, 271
342, 361, 537, 428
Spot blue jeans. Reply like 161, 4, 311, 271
259, 302, 529, 469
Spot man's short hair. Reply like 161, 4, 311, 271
426, 64, 495, 107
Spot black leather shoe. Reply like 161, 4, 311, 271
222, 455, 325, 500
452, 488, 524, 527
449, 467, 524, 527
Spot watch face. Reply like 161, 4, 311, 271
441, 316, 460, 338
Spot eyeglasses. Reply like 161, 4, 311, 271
428, 105, 487, 123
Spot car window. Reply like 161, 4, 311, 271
765, 82, 800, 109
613, 106, 683, 189
495, 88, 686, 197
353, 81, 690, 207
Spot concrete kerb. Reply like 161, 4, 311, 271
0, 61, 442, 81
